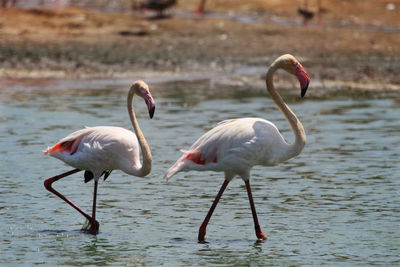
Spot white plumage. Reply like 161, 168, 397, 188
164, 54, 311, 242
43, 80, 155, 235
164, 118, 289, 180
45, 126, 142, 180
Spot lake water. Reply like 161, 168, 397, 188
0, 78, 399, 266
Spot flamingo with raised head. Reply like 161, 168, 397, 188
164, 54, 310, 242
44, 80, 155, 235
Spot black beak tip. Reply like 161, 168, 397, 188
301, 83, 309, 98
149, 106, 155, 119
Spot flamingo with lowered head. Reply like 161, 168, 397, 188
298, 0, 323, 26
139, 0, 177, 18
164, 54, 310, 242
44, 80, 155, 235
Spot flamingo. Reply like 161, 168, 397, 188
43, 80, 155, 235
1, 0, 17, 8
298, 0, 323, 26
138, 0, 177, 18
164, 54, 310, 242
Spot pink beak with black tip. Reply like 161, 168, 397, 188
295, 62, 311, 97
142, 91, 156, 119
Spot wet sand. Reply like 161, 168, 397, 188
0, 0, 399, 93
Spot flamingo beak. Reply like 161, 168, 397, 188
144, 93, 156, 119
296, 63, 311, 98
149, 104, 155, 119
301, 82, 309, 98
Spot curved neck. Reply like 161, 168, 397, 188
127, 86, 152, 177
266, 62, 306, 161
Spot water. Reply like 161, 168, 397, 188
0, 80, 399, 266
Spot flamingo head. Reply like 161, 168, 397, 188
132, 80, 156, 118
277, 54, 311, 97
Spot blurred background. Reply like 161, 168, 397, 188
0, 1, 399, 266
0, 0, 399, 93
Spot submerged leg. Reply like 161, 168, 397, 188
88, 180, 99, 235
245, 180, 267, 240
198, 179, 230, 242
44, 169, 99, 233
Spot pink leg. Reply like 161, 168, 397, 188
196, 0, 206, 15
1, 0, 7, 8
89, 180, 99, 234
317, 0, 323, 26
44, 169, 99, 234
245, 180, 267, 240
198, 179, 229, 242
303, 0, 308, 26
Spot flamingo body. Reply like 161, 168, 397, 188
43, 80, 155, 235
165, 118, 290, 180
164, 54, 310, 242
45, 126, 141, 180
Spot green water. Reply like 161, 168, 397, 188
0, 79, 399, 266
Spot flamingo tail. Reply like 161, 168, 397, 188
164, 149, 200, 180
44, 132, 85, 156
163, 153, 187, 180
164, 149, 218, 180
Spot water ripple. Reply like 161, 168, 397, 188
0, 85, 399, 266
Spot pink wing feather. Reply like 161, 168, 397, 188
44, 132, 85, 156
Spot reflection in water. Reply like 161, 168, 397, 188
77, 238, 117, 266
195, 239, 265, 266
0, 82, 399, 266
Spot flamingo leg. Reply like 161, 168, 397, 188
43, 169, 99, 234
89, 179, 99, 235
196, 0, 207, 15
245, 180, 267, 240
198, 179, 230, 242
317, 0, 323, 26
302, 0, 309, 26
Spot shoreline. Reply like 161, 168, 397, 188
0, 1, 399, 94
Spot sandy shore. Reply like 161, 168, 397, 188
0, 0, 399, 93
